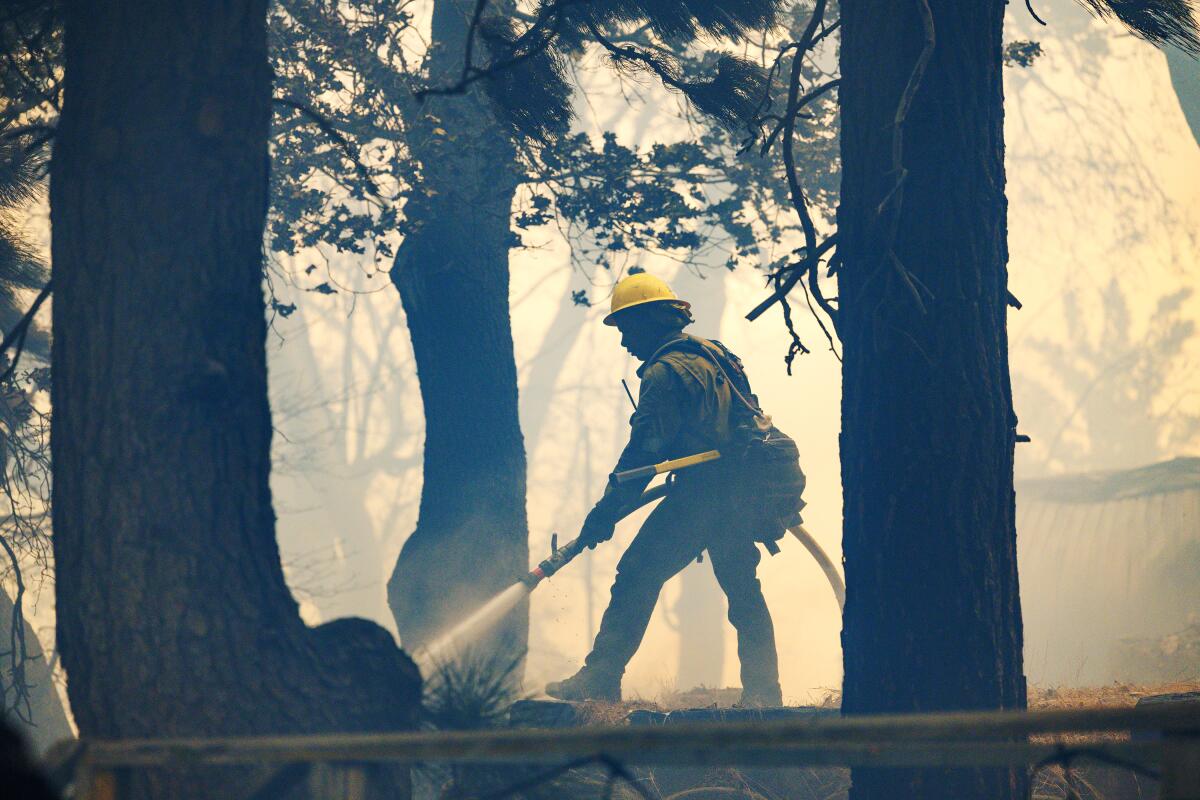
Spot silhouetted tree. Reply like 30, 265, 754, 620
50, 3, 419, 797
833, 2, 1198, 799
836, 1, 1025, 796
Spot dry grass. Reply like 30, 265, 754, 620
520, 683, 1198, 799
571, 699, 661, 726
562, 680, 1200, 728
1025, 682, 1199, 800
1028, 680, 1200, 745
1028, 680, 1200, 710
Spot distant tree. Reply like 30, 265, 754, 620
1166, 41, 1200, 144
50, 3, 419, 797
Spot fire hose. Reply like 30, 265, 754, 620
520, 450, 846, 611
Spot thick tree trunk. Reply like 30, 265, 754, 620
387, 0, 529, 658
838, 2, 1025, 799
50, 3, 420, 796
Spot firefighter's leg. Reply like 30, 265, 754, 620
708, 536, 782, 706
581, 497, 702, 682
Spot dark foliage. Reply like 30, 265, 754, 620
1078, 0, 1200, 54
0, 136, 48, 358
0, 9, 55, 727
1003, 40, 1044, 67
423, 650, 526, 732
683, 55, 771, 131
479, 16, 575, 142
0, 0, 56, 359
268, 0, 840, 303
0, 1, 60, 135
567, 0, 780, 43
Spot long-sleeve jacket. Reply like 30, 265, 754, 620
590, 333, 751, 523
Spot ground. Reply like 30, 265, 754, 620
506, 682, 1199, 800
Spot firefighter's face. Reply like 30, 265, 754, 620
616, 311, 666, 361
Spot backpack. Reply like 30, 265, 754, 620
652, 337, 807, 529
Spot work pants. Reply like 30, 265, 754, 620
583, 479, 781, 697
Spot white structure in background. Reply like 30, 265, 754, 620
1018, 458, 1200, 686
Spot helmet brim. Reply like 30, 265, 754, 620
603, 298, 692, 326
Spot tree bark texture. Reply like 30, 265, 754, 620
838, 2, 1025, 799
50, 3, 420, 796
387, 0, 529, 658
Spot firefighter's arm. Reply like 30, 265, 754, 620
579, 363, 683, 548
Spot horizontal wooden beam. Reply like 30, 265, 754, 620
81, 705, 1198, 770
86, 739, 1166, 771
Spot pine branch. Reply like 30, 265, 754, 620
1077, 0, 1200, 54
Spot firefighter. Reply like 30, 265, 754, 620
545, 272, 806, 707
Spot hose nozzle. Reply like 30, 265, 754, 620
521, 533, 584, 588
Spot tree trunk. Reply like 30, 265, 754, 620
50, 2, 420, 796
838, 2, 1025, 799
1166, 42, 1200, 146
387, 0, 529, 659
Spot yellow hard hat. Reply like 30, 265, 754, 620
603, 273, 691, 326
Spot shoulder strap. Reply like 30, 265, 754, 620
649, 336, 765, 419
708, 346, 767, 420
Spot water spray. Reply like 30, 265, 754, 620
415, 482, 670, 670
414, 449, 844, 671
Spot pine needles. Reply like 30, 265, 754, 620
1078, 0, 1200, 54
0, 134, 48, 359
682, 55, 771, 132
436, 0, 786, 139
479, 16, 575, 142
564, 0, 781, 44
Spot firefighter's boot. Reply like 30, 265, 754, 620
544, 667, 621, 703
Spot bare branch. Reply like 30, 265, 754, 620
1026, 0, 1049, 26
745, 234, 837, 322
0, 280, 51, 385
744, 0, 843, 356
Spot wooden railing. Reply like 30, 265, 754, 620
62, 704, 1200, 799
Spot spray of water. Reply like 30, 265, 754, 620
415, 582, 532, 670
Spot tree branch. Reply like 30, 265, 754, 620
0, 280, 51, 385
272, 97, 384, 199
745, 234, 837, 321
414, 0, 583, 99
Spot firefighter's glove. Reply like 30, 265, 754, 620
579, 508, 616, 550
